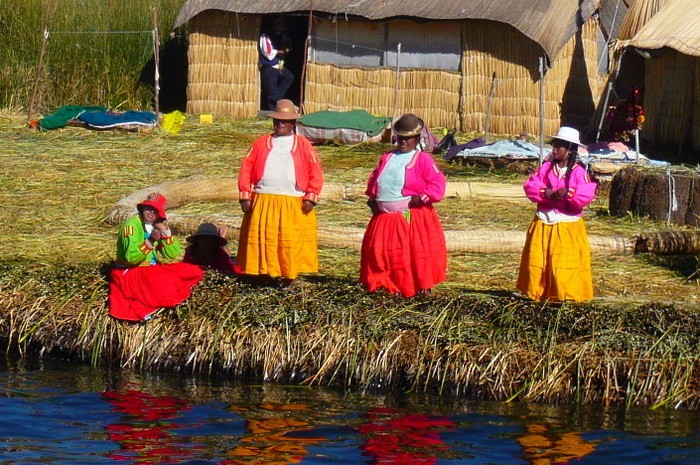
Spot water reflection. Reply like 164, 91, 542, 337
516, 422, 597, 465
0, 363, 699, 465
102, 385, 197, 463
357, 408, 455, 464
223, 402, 325, 464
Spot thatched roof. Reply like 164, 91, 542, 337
618, 0, 700, 56
616, 0, 668, 41
173, 0, 601, 63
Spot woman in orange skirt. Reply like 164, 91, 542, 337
360, 113, 448, 297
236, 99, 323, 283
516, 126, 597, 302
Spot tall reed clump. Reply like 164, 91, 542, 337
0, 0, 185, 114
1, 262, 699, 409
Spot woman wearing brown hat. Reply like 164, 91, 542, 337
236, 99, 324, 282
360, 113, 448, 297
109, 192, 204, 321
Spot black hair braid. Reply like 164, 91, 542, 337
564, 144, 579, 192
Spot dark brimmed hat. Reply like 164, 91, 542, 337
186, 223, 227, 246
392, 113, 424, 137
137, 192, 167, 221
268, 99, 301, 120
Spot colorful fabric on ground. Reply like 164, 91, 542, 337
78, 110, 156, 129
108, 263, 204, 321
516, 217, 593, 302
237, 194, 319, 279
39, 105, 107, 130
298, 110, 391, 137
360, 206, 447, 298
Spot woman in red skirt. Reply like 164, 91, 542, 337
360, 113, 448, 297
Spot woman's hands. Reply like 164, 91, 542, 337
302, 200, 315, 214
149, 221, 169, 242
408, 195, 422, 208
367, 199, 379, 215
240, 199, 315, 214
240, 199, 252, 213
544, 188, 567, 201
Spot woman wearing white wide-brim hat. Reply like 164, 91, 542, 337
516, 126, 598, 302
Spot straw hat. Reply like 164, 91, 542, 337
393, 113, 424, 137
186, 223, 227, 246
549, 126, 586, 148
268, 99, 301, 120
137, 192, 167, 221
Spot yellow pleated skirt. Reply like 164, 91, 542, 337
516, 217, 593, 302
236, 193, 318, 279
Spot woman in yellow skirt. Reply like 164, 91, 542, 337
516, 126, 597, 302
236, 99, 324, 283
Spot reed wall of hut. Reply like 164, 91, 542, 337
183, 12, 605, 137
187, 11, 261, 116
460, 19, 603, 136
641, 49, 699, 151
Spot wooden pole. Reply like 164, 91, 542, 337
392, 42, 401, 123
299, 8, 313, 113
152, 8, 161, 124
539, 57, 545, 165
27, 0, 54, 125
484, 72, 497, 138
596, 81, 613, 142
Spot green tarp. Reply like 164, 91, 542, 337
39, 105, 107, 130
299, 110, 391, 137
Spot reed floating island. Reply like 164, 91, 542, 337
1, 112, 700, 409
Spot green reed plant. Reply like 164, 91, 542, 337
1, 0, 185, 113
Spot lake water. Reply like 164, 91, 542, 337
1, 357, 699, 465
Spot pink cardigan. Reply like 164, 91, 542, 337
365, 150, 446, 204
523, 161, 597, 216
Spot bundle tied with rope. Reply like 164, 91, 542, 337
610, 165, 700, 228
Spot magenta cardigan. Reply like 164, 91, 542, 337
365, 150, 446, 204
523, 161, 597, 216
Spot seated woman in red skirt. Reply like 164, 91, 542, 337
360, 113, 448, 297
109, 193, 203, 321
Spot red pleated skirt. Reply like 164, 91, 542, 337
360, 206, 447, 297
108, 262, 204, 321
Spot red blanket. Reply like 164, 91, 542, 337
109, 263, 204, 321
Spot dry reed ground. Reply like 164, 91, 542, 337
2, 111, 700, 406
1, 111, 696, 304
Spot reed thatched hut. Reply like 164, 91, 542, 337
614, 0, 700, 152
173, 0, 610, 136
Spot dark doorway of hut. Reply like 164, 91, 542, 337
259, 14, 307, 113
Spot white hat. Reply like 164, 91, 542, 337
549, 126, 586, 148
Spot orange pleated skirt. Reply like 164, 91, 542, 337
236, 193, 319, 279
360, 206, 447, 297
516, 217, 593, 302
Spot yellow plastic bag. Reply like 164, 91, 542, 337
161, 110, 186, 134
